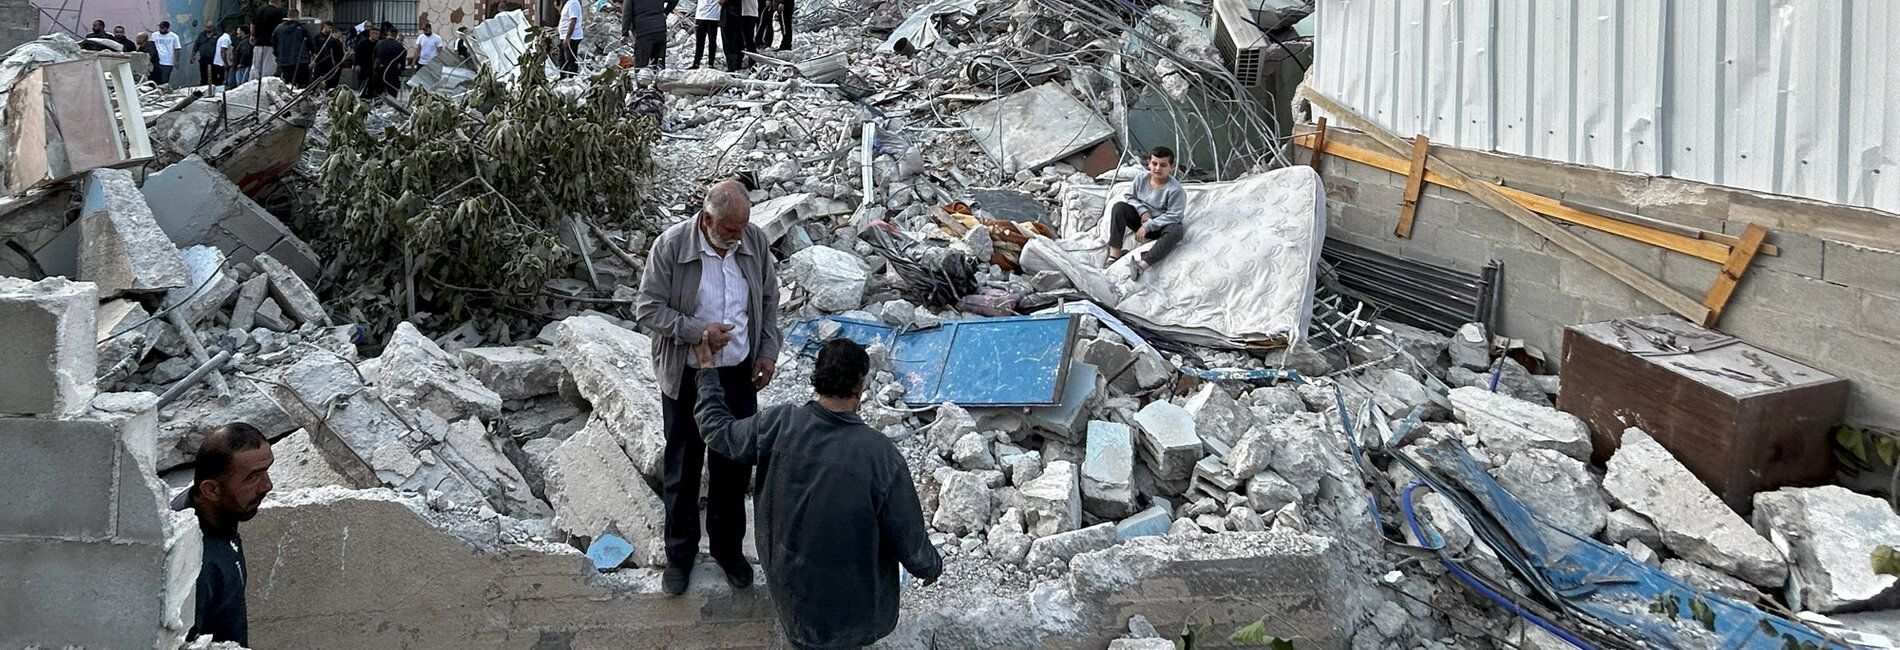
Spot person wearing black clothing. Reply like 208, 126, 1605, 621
310, 23, 346, 89
754, 0, 788, 51
135, 32, 161, 78
621, 0, 680, 68
691, 338, 942, 650
717, 0, 747, 72
227, 27, 253, 86
250, 0, 285, 77
195, 24, 219, 86
373, 31, 407, 100
112, 25, 138, 51
353, 28, 379, 94
271, 10, 312, 86
80, 20, 114, 51
170, 423, 275, 647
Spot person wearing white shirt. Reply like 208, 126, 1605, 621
150, 21, 182, 85
558, 0, 584, 74
691, 0, 720, 68
415, 23, 444, 66
213, 29, 232, 86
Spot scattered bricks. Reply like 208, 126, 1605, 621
1449, 386, 1592, 462
931, 469, 991, 536
78, 168, 188, 297
228, 275, 269, 332
1023, 361, 1098, 442
543, 426, 668, 567
1753, 485, 1900, 613
1080, 420, 1136, 519
0, 276, 97, 416
460, 346, 565, 401
552, 316, 667, 481
1182, 383, 1252, 448
0, 418, 117, 538
1019, 459, 1082, 537
1603, 428, 1786, 588
1491, 448, 1608, 536
375, 322, 504, 423
1191, 456, 1240, 493
255, 253, 330, 326
1116, 504, 1173, 541
1133, 401, 1202, 481
1025, 521, 1116, 568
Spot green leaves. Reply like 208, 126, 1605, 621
1873, 545, 1900, 577
1227, 617, 1298, 648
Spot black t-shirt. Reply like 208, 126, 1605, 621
172, 490, 249, 646
252, 4, 286, 46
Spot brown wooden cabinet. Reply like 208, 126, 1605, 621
1558, 314, 1847, 515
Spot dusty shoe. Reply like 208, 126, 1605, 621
717, 556, 754, 589
662, 564, 691, 596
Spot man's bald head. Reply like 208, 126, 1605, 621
699, 180, 751, 252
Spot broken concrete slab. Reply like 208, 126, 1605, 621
1246, 471, 1300, 514
544, 426, 667, 567
156, 377, 297, 471
1491, 448, 1608, 536
951, 432, 996, 471
141, 154, 321, 281
1355, 368, 1447, 420
1241, 385, 1306, 417
1660, 558, 1757, 603
227, 275, 269, 332
95, 298, 152, 384
785, 245, 867, 312
0, 276, 97, 416
958, 83, 1114, 174
1080, 420, 1137, 520
376, 322, 504, 422
1753, 485, 1900, 613
461, 346, 565, 401
267, 429, 352, 491
1023, 361, 1098, 442
1182, 383, 1252, 448
1115, 504, 1172, 541
78, 168, 188, 297
444, 418, 551, 519
1020, 459, 1082, 537
552, 316, 666, 481
1449, 386, 1591, 462
1603, 428, 1786, 588
1066, 531, 1345, 647
932, 468, 992, 536
254, 253, 329, 326
1132, 401, 1202, 482
1025, 522, 1117, 568
1602, 508, 1662, 548
1078, 337, 1139, 394
1224, 426, 1275, 481
1265, 412, 1330, 498
929, 402, 980, 453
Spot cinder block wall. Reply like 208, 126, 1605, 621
1303, 129, 1900, 430
0, 0, 37, 53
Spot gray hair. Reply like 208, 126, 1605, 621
703, 180, 750, 223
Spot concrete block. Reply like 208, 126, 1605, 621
462, 346, 565, 401
544, 426, 667, 566
1246, 471, 1300, 514
1754, 485, 1900, 613
1115, 504, 1172, 541
1448, 386, 1591, 462
141, 154, 321, 280
255, 252, 329, 326
1132, 401, 1202, 481
0, 276, 97, 416
785, 246, 866, 312
932, 468, 991, 536
0, 538, 166, 650
553, 316, 667, 481
1025, 361, 1098, 442
1020, 459, 1082, 537
1490, 448, 1607, 536
1080, 420, 1136, 519
1081, 336, 1139, 393
1181, 384, 1251, 448
254, 296, 293, 331
1823, 241, 1900, 297
1731, 268, 1860, 329
375, 322, 504, 422
1025, 522, 1116, 568
0, 418, 118, 538
161, 509, 201, 644
1860, 291, 1900, 343
78, 168, 189, 297
1068, 531, 1344, 648
1604, 428, 1786, 588
228, 274, 269, 332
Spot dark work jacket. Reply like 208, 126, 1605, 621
373, 38, 406, 78
622, 0, 681, 38
251, 4, 285, 46
195, 30, 218, 62
353, 37, 375, 70
137, 41, 160, 69
692, 370, 943, 649
232, 36, 254, 66
171, 489, 248, 646
272, 21, 311, 65
80, 30, 113, 51
312, 35, 345, 76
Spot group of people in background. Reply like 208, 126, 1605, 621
597, 0, 793, 75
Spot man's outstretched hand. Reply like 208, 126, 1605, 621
753, 357, 776, 389
693, 341, 715, 369
703, 322, 735, 352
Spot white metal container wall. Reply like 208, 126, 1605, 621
1310, 0, 1900, 215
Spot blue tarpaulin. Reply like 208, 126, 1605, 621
783, 314, 1079, 406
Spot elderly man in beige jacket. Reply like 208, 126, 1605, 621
633, 179, 782, 596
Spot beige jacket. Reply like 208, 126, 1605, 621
633, 218, 781, 399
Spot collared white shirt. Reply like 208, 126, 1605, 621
560, 0, 585, 40
416, 33, 444, 65
689, 228, 751, 369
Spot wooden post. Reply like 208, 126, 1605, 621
1309, 117, 1329, 173
1396, 135, 1430, 238
1700, 223, 1769, 327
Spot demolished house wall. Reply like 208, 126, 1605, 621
1302, 129, 1900, 428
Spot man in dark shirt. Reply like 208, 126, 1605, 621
194, 23, 219, 86
353, 28, 379, 94
250, 0, 285, 78
692, 339, 943, 649
620, 0, 680, 68
310, 22, 346, 89
169, 422, 275, 646
271, 9, 312, 86
112, 25, 138, 52
80, 20, 115, 51
373, 30, 407, 100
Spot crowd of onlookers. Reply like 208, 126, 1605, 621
75, 0, 462, 100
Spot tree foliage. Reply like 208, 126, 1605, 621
306, 33, 659, 339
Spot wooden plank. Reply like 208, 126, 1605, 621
1293, 134, 1765, 263
43, 60, 122, 174
1700, 223, 1768, 326
5, 68, 50, 197
1395, 135, 1430, 238
1309, 117, 1328, 173
1301, 88, 1714, 324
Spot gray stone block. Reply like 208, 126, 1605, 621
544, 426, 667, 566
1604, 428, 1786, 588
0, 418, 118, 538
141, 155, 321, 280
1132, 401, 1202, 481
1080, 420, 1136, 519
375, 322, 503, 422
553, 316, 666, 481
78, 168, 189, 298
1753, 485, 1900, 613
0, 538, 166, 650
255, 253, 330, 326
0, 277, 97, 416
1449, 386, 1591, 462
461, 346, 565, 401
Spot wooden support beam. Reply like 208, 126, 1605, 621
1292, 134, 1779, 261
1701, 223, 1768, 327
1300, 87, 1714, 324
1396, 135, 1430, 238
1308, 117, 1328, 173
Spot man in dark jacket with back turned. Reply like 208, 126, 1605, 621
271, 9, 312, 86
621, 0, 680, 68
692, 338, 942, 649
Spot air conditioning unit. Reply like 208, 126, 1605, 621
1211, 0, 1308, 89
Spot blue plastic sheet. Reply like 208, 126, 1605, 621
783, 314, 1078, 406
1415, 443, 1852, 650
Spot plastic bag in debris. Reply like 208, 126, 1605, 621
857, 221, 978, 308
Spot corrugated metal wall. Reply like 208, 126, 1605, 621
1311, 0, 1900, 215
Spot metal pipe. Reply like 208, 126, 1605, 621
156, 349, 233, 410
